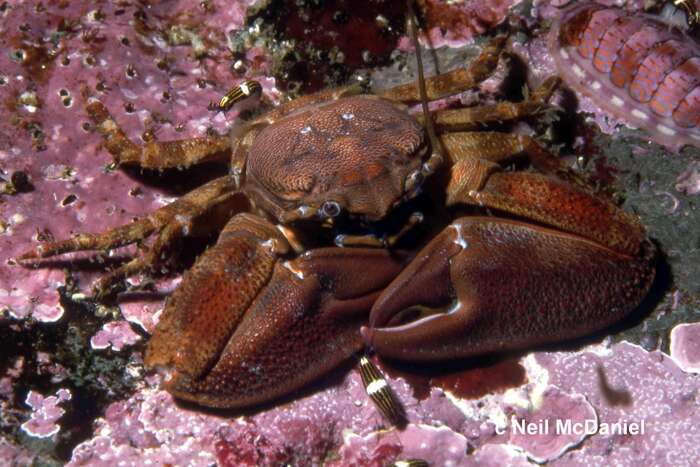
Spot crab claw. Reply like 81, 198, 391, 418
145, 213, 405, 408
362, 217, 655, 361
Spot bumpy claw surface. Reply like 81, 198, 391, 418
363, 217, 655, 361
146, 213, 405, 407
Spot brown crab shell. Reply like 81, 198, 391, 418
244, 95, 427, 222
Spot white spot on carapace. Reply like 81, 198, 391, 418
341, 112, 354, 120
611, 96, 625, 107
572, 64, 585, 79
632, 109, 649, 120
591, 81, 602, 90
560, 48, 570, 60
657, 124, 677, 136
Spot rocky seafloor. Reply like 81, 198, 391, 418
1, 0, 699, 465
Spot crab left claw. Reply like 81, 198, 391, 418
362, 216, 656, 361
145, 213, 405, 408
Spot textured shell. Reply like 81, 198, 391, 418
549, 2, 700, 150
246, 95, 425, 221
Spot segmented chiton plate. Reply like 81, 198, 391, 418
549, 2, 700, 149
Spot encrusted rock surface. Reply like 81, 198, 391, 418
1, 1, 699, 465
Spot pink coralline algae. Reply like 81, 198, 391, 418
398, 0, 523, 49
2, 0, 700, 465
63, 340, 700, 466
90, 320, 141, 351
548, 2, 700, 150
670, 322, 700, 373
505, 385, 597, 463
332, 424, 469, 466
0, 0, 275, 322
20, 388, 72, 439
536, 342, 700, 466
0, 0, 273, 461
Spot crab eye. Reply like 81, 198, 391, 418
320, 201, 341, 218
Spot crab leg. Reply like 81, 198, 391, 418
379, 36, 507, 104
146, 212, 406, 408
19, 176, 239, 292
87, 99, 231, 169
440, 131, 570, 176
447, 169, 645, 255
429, 76, 562, 132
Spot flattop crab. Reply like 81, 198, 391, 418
20, 12, 655, 409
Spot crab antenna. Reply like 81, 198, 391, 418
406, 0, 444, 166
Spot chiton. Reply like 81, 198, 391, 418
549, 2, 700, 150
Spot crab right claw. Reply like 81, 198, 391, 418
362, 217, 656, 361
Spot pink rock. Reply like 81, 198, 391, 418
20, 388, 72, 439
398, 0, 523, 50
536, 342, 700, 466
0, 0, 277, 321
506, 385, 597, 463
0, 268, 65, 322
670, 322, 700, 373
333, 423, 469, 466
64, 339, 700, 465
90, 320, 141, 351
472, 444, 531, 467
